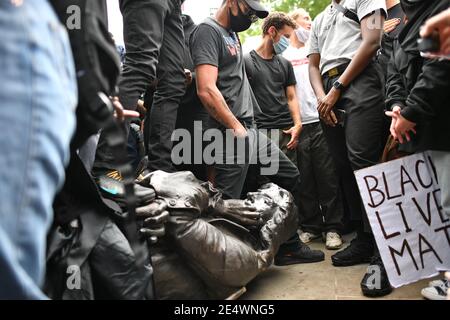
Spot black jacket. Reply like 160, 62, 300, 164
386, 0, 450, 152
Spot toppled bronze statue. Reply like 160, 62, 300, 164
46, 169, 298, 300
136, 171, 298, 300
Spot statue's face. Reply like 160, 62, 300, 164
244, 192, 274, 212
244, 183, 293, 211
257, 183, 292, 205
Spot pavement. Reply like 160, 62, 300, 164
242, 233, 442, 300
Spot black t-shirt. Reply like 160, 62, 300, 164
380, 4, 406, 75
247, 50, 297, 130
190, 18, 259, 129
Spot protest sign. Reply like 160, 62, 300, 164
355, 151, 450, 288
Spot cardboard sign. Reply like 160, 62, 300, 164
355, 152, 450, 288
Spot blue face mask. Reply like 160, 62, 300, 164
273, 35, 290, 55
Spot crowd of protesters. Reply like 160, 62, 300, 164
0, 0, 449, 300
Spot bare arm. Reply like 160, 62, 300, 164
284, 85, 303, 150
196, 64, 247, 137
315, 11, 385, 126
308, 53, 337, 126
337, 12, 385, 87
286, 85, 302, 127
308, 53, 326, 100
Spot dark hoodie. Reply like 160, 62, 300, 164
386, 0, 450, 152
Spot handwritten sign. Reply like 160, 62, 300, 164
355, 152, 450, 288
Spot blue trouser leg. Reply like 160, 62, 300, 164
0, 0, 77, 299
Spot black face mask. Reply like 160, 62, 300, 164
229, 4, 253, 32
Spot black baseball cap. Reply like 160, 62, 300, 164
243, 0, 269, 19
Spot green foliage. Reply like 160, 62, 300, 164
269, 0, 330, 18
240, 0, 330, 43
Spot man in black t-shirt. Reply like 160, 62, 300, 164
245, 12, 302, 165
190, 0, 324, 265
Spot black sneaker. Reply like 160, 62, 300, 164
274, 243, 325, 266
331, 238, 373, 267
361, 254, 393, 297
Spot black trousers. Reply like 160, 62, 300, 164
173, 100, 209, 182
321, 63, 386, 234
297, 122, 344, 234
94, 0, 185, 173
213, 125, 303, 252
214, 126, 300, 202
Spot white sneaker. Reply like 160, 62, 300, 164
421, 280, 450, 300
429, 278, 448, 287
299, 232, 321, 244
325, 232, 343, 250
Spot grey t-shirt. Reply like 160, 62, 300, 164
247, 50, 297, 130
190, 18, 258, 129
308, 0, 387, 75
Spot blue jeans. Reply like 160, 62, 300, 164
0, 0, 77, 299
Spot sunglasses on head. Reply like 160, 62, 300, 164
238, 0, 259, 22
247, 9, 259, 23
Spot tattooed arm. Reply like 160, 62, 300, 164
196, 64, 247, 138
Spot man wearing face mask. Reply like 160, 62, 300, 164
244, 12, 301, 165
283, 9, 345, 250
190, 0, 325, 265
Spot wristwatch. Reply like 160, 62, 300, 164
333, 81, 346, 91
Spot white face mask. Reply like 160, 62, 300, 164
295, 26, 310, 43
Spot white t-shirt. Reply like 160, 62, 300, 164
308, 0, 387, 75
283, 46, 319, 125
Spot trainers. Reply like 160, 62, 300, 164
299, 232, 321, 244
97, 169, 155, 207
429, 278, 448, 288
361, 254, 393, 297
274, 242, 325, 266
96, 169, 125, 194
331, 237, 373, 267
105, 169, 124, 181
421, 280, 450, 300
326, 232, 343, 250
